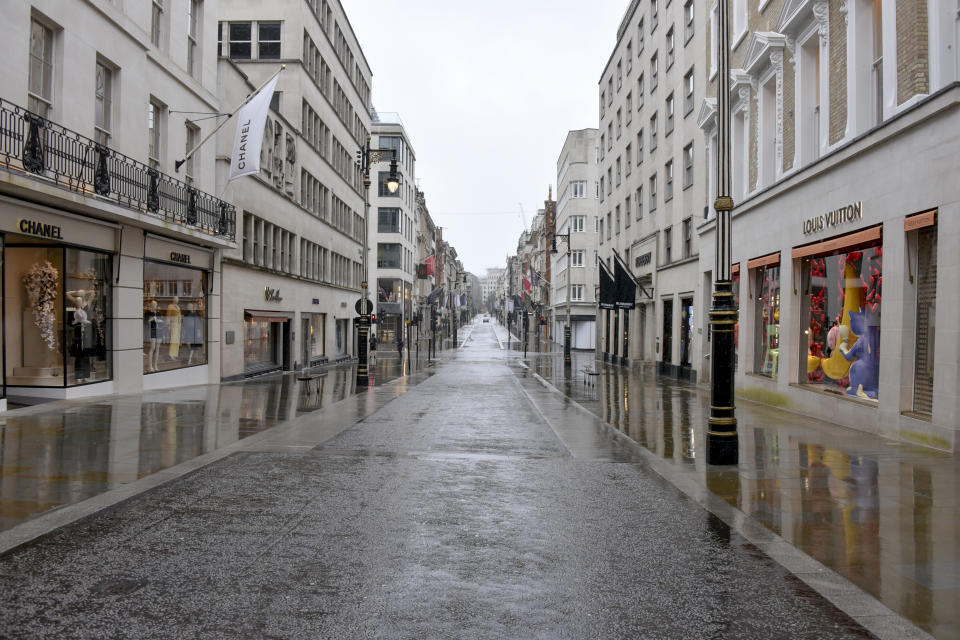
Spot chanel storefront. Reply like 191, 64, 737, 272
0, 195, 226, 408
1, 200, 118, 406
141, 235, 216, 390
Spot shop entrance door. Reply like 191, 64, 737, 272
680, 297, 693, 367
662, 299, 673, 363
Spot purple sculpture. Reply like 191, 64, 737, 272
841, 308, 880, 399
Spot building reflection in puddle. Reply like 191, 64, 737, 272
529, 353, 958, 639
0, 368, 356, 533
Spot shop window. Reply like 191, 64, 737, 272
801, 245, 882, 400
303, 313, 326, 365
752, 265, 781, 377
5, 246, 112, 387
143, 262, 207, 373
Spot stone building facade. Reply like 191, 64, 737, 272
0, 0, 234, 408
551, 129, 600, 350
698, 0, 960, 450
598, 0, 710, 380
217, 0, 371, 379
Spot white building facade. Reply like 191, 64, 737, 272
0, 0, 234, 409
370, 114, 417, 347
217, 0, 371, 379
598, 0, 709, 379
551, 129, 600, 350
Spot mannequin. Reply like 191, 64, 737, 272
166, 295, 182, 360
183, 302, 203, 365
146, 300, 162, 371
67, 289, 95, 380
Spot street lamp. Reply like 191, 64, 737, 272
550, 229, 572, 368
708, 0, 738, 464
355, 136, 401, 387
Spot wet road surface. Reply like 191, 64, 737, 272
0, 322, 898, 639
506, 328, 956, 640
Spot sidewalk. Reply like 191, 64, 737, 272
0, 331, 472, 536
491, 323, 958, 640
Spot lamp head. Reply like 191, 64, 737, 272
386, 158, 400, 193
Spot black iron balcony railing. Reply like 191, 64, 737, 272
0, 98, 235, 242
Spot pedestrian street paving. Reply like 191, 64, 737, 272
0, 320, 951, 639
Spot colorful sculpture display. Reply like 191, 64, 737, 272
840, 307, 880, 399
806, 249, 882, 400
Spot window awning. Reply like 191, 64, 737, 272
791, 225, 882, 260
904, 209, 936, 231
244, 310, 289, 323
747, 252, 780, 270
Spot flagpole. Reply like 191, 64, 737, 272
174, 65, 286, 173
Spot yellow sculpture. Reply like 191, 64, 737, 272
809, 261, 862, 379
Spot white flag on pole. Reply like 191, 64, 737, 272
228, 74, 280, 181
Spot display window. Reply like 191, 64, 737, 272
752, 265, 781, 377
302, 313, 325, 365
4, 242, 112, 387
800, 244, 882, 400
244, 318, 279, 370
143, 261, 207, 374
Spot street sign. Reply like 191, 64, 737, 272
355, 297, 373, 315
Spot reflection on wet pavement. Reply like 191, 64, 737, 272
515, 340, 958, 640
0, 350, 446, 534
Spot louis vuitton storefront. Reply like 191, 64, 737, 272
698, 122, 959, 451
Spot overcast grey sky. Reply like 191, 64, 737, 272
347, 0, 627, 277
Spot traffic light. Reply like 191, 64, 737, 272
371, 314, 377, 324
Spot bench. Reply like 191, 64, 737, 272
297, 371, 326, 396
582, 367, 600, 387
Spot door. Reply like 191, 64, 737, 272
662, 299, 673, 363
680, 297, 693, 367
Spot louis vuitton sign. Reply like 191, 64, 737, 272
803, 201, 863, 235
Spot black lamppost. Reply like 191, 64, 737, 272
550, 229, 573, 368
708, 0, 738, 464
355, 136, 400, 387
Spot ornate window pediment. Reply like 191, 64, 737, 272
697, 98, 717, 132
777, 0, 814, 34
743, 32, 787, 78
777, 0, 828, 46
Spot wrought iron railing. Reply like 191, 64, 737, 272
0, 97, 235, 242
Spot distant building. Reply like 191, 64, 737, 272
370, 112, 417, 347
551, 129, 600, 349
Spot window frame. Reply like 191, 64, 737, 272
665, 160, 674, 201
258, 21, 282, 60
94, 59, 113, 146
683, 142, 694, 189
28, 17, 55, 117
